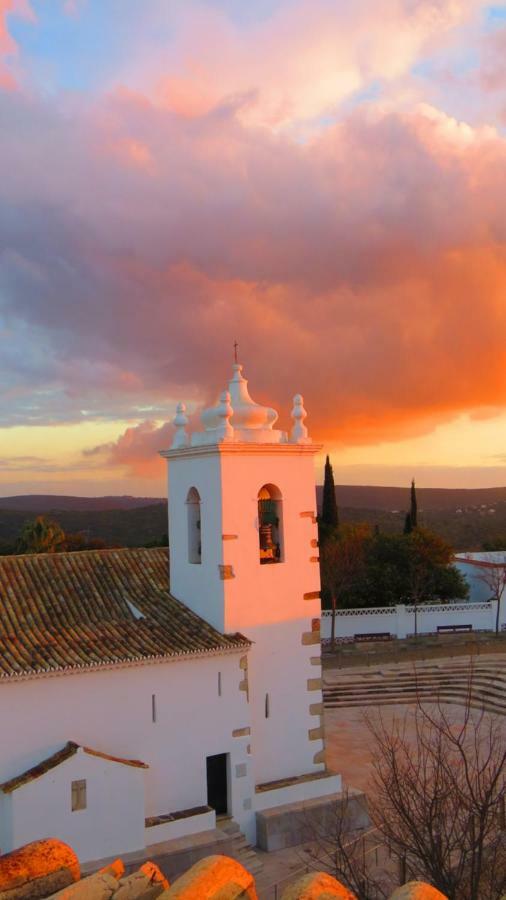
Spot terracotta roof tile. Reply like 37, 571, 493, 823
0, 547, 249, 678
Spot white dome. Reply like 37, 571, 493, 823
201, 364, 278, 433
170, 361, 311, 448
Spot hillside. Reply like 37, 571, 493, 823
318, 484, 506, 511
1, 485, 506, 552
0, 495, 163, 512
0, 503, 167, 550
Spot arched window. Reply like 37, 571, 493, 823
187, 487, 202, 564
258, 484, 283, 565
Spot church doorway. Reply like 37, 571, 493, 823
206, 753, 228, 815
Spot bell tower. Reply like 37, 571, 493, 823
160, 362, 334, 787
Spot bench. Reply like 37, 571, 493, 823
354, 632, 392, 642
437, 624, 472, 634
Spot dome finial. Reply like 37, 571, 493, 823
290, 394, 310, 444
233, 340, 239, 365
171, 402, 189, 449
216, 390, 234, 441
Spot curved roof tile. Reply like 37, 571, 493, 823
0, 547, 249, 678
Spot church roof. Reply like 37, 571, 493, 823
0, 741, 149, 794
0, 547, 250, 679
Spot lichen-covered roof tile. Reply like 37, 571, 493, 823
0, 547, 250, 678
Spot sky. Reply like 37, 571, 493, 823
0, 0, 506, 496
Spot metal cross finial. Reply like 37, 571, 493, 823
233, 340, 239, 364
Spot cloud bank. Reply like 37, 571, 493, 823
0, 0, 505, 479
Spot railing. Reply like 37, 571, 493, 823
406, 602, 492, 614
321, 607, 396, 617
261, 826, 389, 899
321, 602, 492, 617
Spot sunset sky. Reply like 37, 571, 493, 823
1, 0, 506, 496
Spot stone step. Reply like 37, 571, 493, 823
324, 685, 506, 701
324, 665, 506, 679
324, 678, 506, 692
324, 689, 506, 702
217, 817, 263, 875
324, 671, 506, 688
323, 678, 504, 695
325, 695, 506, 714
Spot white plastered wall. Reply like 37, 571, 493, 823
6, 750, 145, 863
220, 449, 324, 786
0, 651, 255, 856
168, 453, 225, 632
166, 445, 325, 789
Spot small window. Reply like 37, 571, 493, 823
71, 779, 87, 811
218, 671, 222, 697
187, 487, 202, 564
152, 693, 157, 723
258, 484, 283, 565
265, 693, 270, 718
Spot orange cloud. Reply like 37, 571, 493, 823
1, 61, 506, 468
85, 421, 172, 478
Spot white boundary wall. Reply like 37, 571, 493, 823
321, 600, 504, 642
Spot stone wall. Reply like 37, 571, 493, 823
0, 839, 451, 900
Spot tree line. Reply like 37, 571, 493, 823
319, 457, 469, 610
0, 515, 168, 555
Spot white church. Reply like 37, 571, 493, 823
0, 362, 342, 865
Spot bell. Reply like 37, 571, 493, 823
259, 524, 274, 551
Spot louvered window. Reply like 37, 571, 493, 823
71, 779, 87, 811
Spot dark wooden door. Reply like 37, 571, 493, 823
206, 753, 228, 815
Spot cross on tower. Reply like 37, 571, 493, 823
233, 341, 239, 364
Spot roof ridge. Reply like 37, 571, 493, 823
0, 546, 168, 562
0, 741, 149, 793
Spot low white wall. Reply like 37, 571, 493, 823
321, 601, 501, 641
255, 773, 342, 812
145, 809, 215, 846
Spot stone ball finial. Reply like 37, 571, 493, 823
281, 870, 357, 898
171, 401, 189, 449
290, 393, 310, 444
165, 854, 255, 898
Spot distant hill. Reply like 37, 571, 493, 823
2, 486, 506, 553
318, 485, 506, 511
0, 503, 168, 549
0, 495, 164, 512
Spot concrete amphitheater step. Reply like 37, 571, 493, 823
324, 679, 506, 698
324, 691, 506, 714
323, 660, 506, 714
324, 684, 506, 704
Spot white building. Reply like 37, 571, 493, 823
0, 362, 341, 864
454, 552, 506, 603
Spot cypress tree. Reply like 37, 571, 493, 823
410, 478, 418, 529
321, 455, 339, 530
403, 512, 412, 535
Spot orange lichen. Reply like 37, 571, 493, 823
281, 872, 357, 899
389, 883, 448, 899
140, 860, 170, 890
98, 858, 125, 879
0, 838, 80, 891
162, 854, 257, 898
